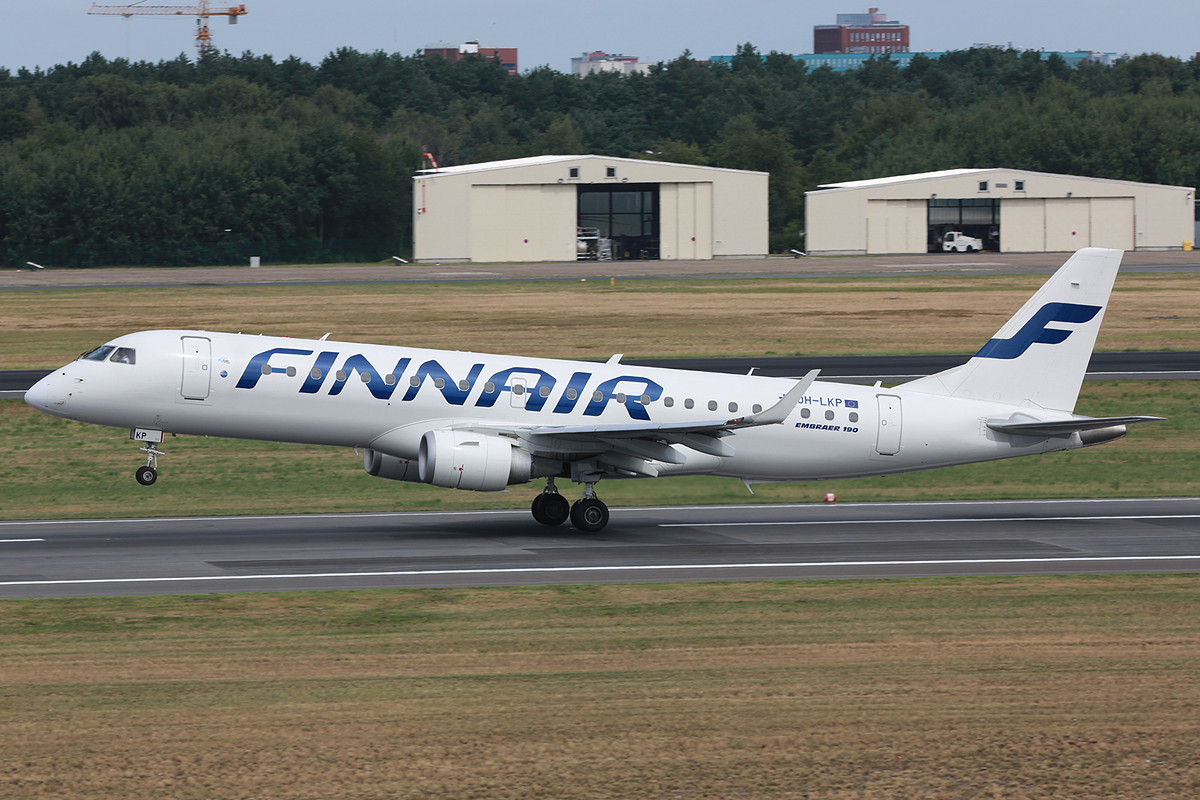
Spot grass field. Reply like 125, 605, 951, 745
3, 273, 1198, 368
2, 576, 1199, 799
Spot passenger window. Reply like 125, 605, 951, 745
81, 345, 115, 361
707, 400, 718, 411
109, 347, 136, 365
801, 407, 811, 419
728, 402, 738, 413
825, 410, 835, 421
684, 398, 694, 409
664, 396, 674, 408
752, 404, 762, 414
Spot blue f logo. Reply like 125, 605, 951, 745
975, 302, 1102, 360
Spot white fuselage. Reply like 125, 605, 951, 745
26, 329, 1083, 483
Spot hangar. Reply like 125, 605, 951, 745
413, 155, 768, 263
805, 168, 1194, 254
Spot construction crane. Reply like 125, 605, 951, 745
88, 2, 248, 58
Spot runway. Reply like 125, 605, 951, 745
1, 498, 1197, 598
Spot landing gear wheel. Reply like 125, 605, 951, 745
531, 492, 570, 526
570, 497, 610, 532
541, 493, 570, 526
135, 465, 158, 486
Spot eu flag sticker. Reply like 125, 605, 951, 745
844, 399, 859, 408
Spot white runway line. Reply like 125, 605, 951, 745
2, 555, 1200, 588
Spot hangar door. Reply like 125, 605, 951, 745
1000, 197, 1134, 251
469, 184, 576, 262
578, 184, 660, 260
866, 199, 927, 254
659, 182, 712, 260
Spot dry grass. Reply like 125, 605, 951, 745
3, 273, 1198, 368
1, 577, 1198, 799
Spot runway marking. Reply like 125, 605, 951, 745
2, 555, 1200, 588
0, 538, 44, 543
659, 514, 1200, 527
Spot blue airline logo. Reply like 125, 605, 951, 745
235, 348, 663, 420
975, 302, 1102, 360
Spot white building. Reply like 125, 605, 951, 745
413, 155, 768, 263
805, 168, 1194, 254
570, 51, 652, 77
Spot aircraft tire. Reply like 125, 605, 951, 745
570, 498, 609, 532
135, 466, 157, 486
540, 493, 570, 526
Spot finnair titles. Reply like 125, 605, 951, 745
25, 248, 1161, 532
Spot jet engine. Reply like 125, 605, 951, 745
418, 430, 552, 491
363, 448, 421, 482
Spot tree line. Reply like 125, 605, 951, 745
1, 45, 1198, 266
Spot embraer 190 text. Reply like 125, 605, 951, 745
25, 248, 1162, 532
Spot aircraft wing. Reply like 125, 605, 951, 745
473, 370, 820, 469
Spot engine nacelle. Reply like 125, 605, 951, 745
363, 448, 422, 482
418, 430, 543, 491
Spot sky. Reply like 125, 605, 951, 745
3, 1, 1196, 75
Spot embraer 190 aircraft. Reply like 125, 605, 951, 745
25, 248, 1161, 532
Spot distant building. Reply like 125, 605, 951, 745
708, 50, 1118, 74
570, 51, 652, 77
413, 155, 768, 263
423, 41, 518, 75
814, 7, 909, 54
806, 168, 1194, 254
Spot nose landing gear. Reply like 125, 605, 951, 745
135, 442, 164, 486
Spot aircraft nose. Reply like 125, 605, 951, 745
24, 372, 63, 413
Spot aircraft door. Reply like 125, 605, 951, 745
510, 378, 528, 408
180, 336, 212, 400
875, 394, 902, 455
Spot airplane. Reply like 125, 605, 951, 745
24, 247, 1162, 532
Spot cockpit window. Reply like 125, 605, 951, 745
80, 345, 115, 361
110, 347, 136, 365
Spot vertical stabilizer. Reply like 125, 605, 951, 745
899, 248, 1123, 412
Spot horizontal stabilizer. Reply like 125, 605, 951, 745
987, 415, 1165, 436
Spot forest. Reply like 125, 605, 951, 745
2, 45, 1199, 266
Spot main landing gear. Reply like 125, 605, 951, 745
134, 443, 164, 486
530, 478, 610, 532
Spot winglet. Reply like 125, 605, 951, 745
727, 369, 819, 428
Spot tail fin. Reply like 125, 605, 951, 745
900, 248, 1122, 412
